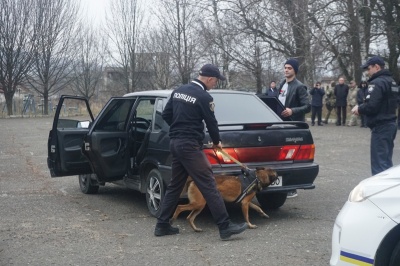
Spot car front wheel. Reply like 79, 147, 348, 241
256, 192, 287, 209
146, 169, 164, 217
78, 174, 99, 194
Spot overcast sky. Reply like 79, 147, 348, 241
80, 0, 154, 25
80, 0, 109, 24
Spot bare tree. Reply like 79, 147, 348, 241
279, 0, 313, 85
199, 0, 234, 89
376, 0, 400, 83
154, 0, 201, 85
106, 0, 145, 93
143, 30, 173, 89
309, 0, 379, 83
70, 24, 105, 100
27, 0, 79, 115
221, 0, 313, 86
199, 1, 285, 91
0, 0, 35, 116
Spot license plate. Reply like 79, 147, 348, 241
270, 176, 282, 187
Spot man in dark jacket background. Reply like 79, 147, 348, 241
310, 82, 325, 126
334, 77, 349, 126
266, 81, 279, 97
278, 58, 311, 198
352, 56, 398, 175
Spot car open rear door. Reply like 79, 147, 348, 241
82, 98, 136, 182
47, 95, 95, 177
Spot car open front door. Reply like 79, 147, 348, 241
82, 98, 136, 182
47, 95, 95, 177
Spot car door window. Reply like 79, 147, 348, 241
94, 99, 135, 131
131, 98, 156, 165
56, 98, 93, 129
132, 99, 155, 130
154, 98, 165, 131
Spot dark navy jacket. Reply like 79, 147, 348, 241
357, 86, 368, 105
162, 79, 220, 145
266, 87, 279, 97
334, 84, 349, 107
358, 70, 397, 128
309, 87, 325, 107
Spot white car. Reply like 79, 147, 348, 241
330, 165, 400, 266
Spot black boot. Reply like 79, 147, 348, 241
154, 224, 179, 236
219, 221, 247, 240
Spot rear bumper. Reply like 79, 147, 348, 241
212, 161, 319, 193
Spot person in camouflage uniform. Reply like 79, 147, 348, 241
347, 80, 358, 126
323, 81, 336, 124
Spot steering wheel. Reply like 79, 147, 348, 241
133, 117, 151, 129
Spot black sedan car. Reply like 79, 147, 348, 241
47, 90, 319, 217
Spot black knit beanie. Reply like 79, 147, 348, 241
285, 58, 299, 74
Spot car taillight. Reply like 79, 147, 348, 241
295, 144, 315, 160
278, 144, 315, 161
203, 148, 238, 165
204, 144, 315, 164
278, 145, 299, 160
203, 149, 219, 164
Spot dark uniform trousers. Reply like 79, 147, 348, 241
157, 138, 230, 229
371, 122, 397, 175
336, 106, 347, 125
311, 106, 323, 124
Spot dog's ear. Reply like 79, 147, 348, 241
269, 169, 277, 177
255, 167, 265, 171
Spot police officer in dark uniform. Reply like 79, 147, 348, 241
154, 64, 247, 240
352, 56, 398, 175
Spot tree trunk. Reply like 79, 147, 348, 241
348, 0, 362, 83
282, 0, 312, 86
382, 0, 400, 83
43, 90, 49, 115
4, 90, 15, 116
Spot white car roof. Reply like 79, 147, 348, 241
123, 89, 256, 98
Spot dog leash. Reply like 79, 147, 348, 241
216, 147, 259, 203
216, 147, 247, 169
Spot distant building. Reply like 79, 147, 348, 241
102, 52, 171, 96
320, 76, 336, 89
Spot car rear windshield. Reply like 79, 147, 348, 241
211, 92, 281, 124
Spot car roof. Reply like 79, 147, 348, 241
123, 90, 173, 98
123, 89, 256, 98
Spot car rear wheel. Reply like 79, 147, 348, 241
390, 241, 400, 266
256, 192, 287, 209
78, 174, 99, 194
146, 169, 164, 217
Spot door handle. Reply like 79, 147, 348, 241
116, 138, 122, 153
116, 138, 126, 156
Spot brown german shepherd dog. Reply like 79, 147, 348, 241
171, 167, 278, 232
